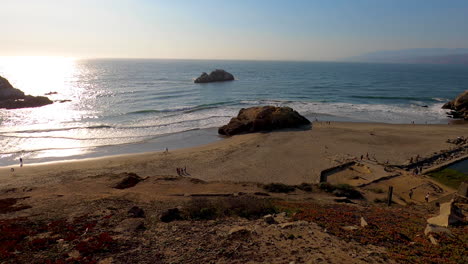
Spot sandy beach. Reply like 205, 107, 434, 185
2, 121, 467, 188
1, 121, 467, 263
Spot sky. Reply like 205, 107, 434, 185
1, 0, 468, 61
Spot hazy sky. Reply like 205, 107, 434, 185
2, 0, 468, 61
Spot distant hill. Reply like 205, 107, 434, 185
347, 48, 468, 65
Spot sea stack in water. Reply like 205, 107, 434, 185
194, 69, 234, 83
0, 75, 53, 109
442, 90, 468, 119
218, 106, 310, 136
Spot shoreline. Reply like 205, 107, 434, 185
0, 111, 455, 167
1, 120, 465, 169
2, 121, 468, 190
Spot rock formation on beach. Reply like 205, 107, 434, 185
442, 90, 468, 119
218, 106, 310, 136
194, 69, 234, 83
0, 75, 53, 109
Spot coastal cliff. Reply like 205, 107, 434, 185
442, 90, 468, 119
0, 75, 53, 109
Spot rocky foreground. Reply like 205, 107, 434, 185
0, 75, 52, 109
1, 174, 466, 264
1, 121, 468, 263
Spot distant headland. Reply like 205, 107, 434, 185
0, 75, 53, 109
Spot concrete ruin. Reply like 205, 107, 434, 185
427, 200, 465, 227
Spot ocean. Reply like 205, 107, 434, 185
1, 58, 467, 166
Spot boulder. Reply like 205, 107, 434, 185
128, 206, 145, 218
263, 214, 277, 225
194, 69, 234, 83
218, 106, 311, 136
442, 90, 468, 119
360, 217, 368, 227
0, 75, 53, 109
160, 208, 183, 223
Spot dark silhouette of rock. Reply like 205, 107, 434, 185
128, 206, 145, 218
113, 172, 143, 189
0, 75, 53, 109
218, 106, 310, 136
0, 76, 24, 99
194, 69, 234, 83
442, 90, 468, 119
160, 208, 183, 222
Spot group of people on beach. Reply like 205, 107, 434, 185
359, 152, 376, 161
313, 118, 332, 125
409, 155, 420, 164
10, 157, 23, 173
176, 167, 189, 176
360, 153, 369, 160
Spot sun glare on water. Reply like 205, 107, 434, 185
0, 56, 95, 160
0, 56, 78, 96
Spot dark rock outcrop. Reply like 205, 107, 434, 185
160, 208, 183, 222
194, 69, 234, 83
128, 206, 145, 218
0, 75, 53, 109
442, 90, 468, 119
113, 172, 143, 189
218, 106, 310, 136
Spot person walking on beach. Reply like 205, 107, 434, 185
409, 189, 413, 199
19, 158, 23, 167
425, 193, 429, 203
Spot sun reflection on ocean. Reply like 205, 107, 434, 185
0, 56, 78, 96
0, 56, 93, 160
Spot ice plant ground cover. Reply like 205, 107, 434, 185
280, 201, 467, 264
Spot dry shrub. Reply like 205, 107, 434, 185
262, 183, 295, 193
184, 196, 278, 220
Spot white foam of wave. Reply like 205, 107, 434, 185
239, 100, 449, 124
1, 100, 451, 161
